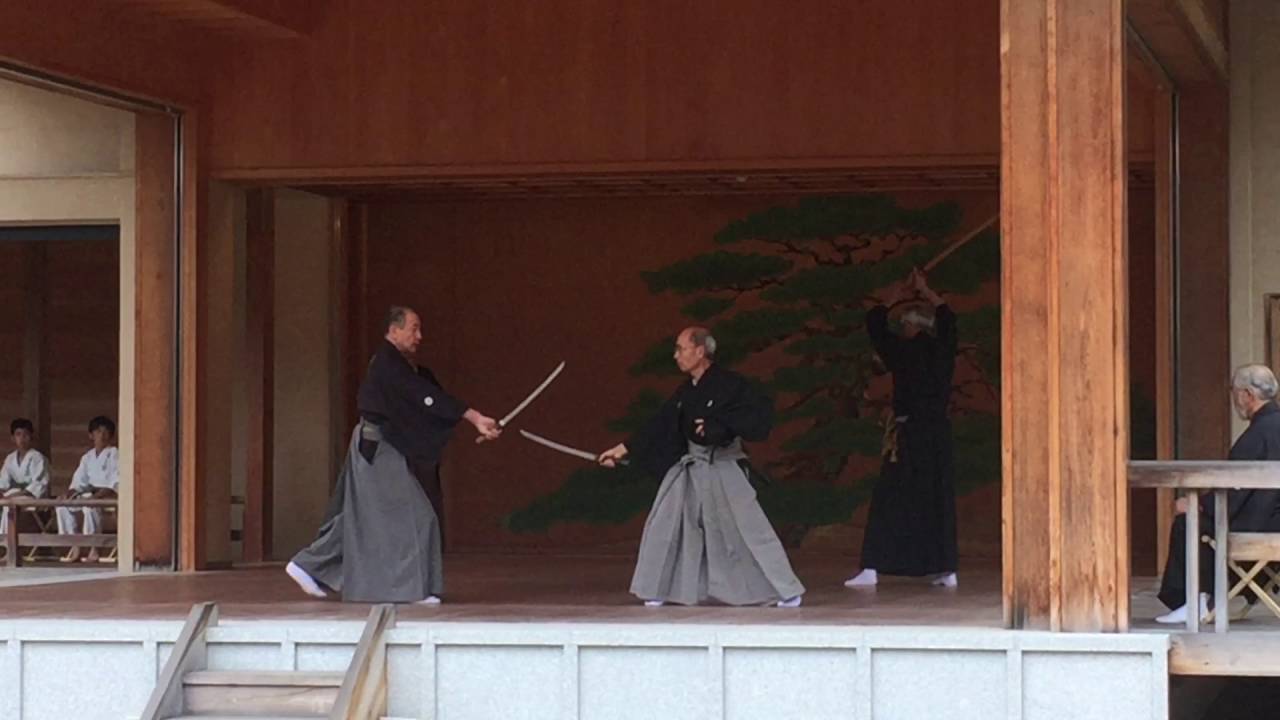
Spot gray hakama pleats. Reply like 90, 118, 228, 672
291, 421, 443, 603
630, 440, 805, 606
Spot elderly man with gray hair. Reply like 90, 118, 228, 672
1156, 363, 1280, 623
597, 325, 805, 607
846, 267, 959, 589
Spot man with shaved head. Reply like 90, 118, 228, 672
598, 326, 805, 607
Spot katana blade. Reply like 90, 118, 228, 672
499, 361, 565, 427
520, 429, 626, 465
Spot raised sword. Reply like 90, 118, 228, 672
476, 361, 566, 443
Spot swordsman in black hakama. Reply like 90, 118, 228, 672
846, 269, 959, 589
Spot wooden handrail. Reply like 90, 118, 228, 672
1129, 461, 1280, 489
139, 602, 218, 720
331, 604, 396, 720
1128, 460, 1280, 634
0, 498, 119, 507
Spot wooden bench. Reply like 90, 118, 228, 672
0, 497, 118, 568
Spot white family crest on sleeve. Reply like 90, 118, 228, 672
424, 396, 435, 407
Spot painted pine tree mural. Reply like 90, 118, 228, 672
508, 194, 1001, 545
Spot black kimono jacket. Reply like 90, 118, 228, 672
1225, 401, 1280, 531
867, 303, 957, 423
626, 363, 773, 478
358, 339, 467, 466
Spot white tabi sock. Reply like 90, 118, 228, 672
844, 569, 878, 588
643, 600, 665, 608
285, 561, 328, 599
930, 573, 958, 588
776, 595, 803, 608
1154, 593, 1210, 624
417, 596, 442, 606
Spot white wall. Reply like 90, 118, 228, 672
0, 80, 135, 178
272, 188, 336, 558
0, 619, 1170, 720
0, 77, 138, 570
1229, 0, 1280, 436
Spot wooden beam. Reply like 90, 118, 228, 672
20, 242, 50, 457
242, 188, 274, 564
134, 111, 177, 567
1001, 0, 1130, 631
1127, 0, 1228, 87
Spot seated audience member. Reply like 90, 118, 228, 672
0, 418, 50, 554
1156, 364, 1280, 623
57, 416, 118, 563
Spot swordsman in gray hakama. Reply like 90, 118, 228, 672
599, 327, 805, 607
286, 306, 501, 604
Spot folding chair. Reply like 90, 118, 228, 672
1202, 532, 1280, 623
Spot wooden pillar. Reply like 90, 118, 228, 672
1001, 0, 1130, 631
344, 202, 370, 449
243, 188, 275, 564
200, 181, 236, 568
179, 111, 207, 571
133, 112, 177, 566
329, 199, 350, 477
20, 242, 50, 456
1153, 85, 1176, 573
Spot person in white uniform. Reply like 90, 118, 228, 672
0, 418, 51, 554
57, 416, 118, 563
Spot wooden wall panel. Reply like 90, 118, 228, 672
207, 0, 1003, 176
0, 239, 119, 491
1176, 86, 1231, 460
359, 190, 1002, 555
0, 245, 23, 432
45, 239, 120, 484
20, 244, 50, 458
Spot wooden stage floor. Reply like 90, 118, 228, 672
7, 553, 1280, 677
0, 551, 1273, 634
0, 552, 1007, 625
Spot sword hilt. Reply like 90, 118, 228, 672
474, 419, 508, 444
